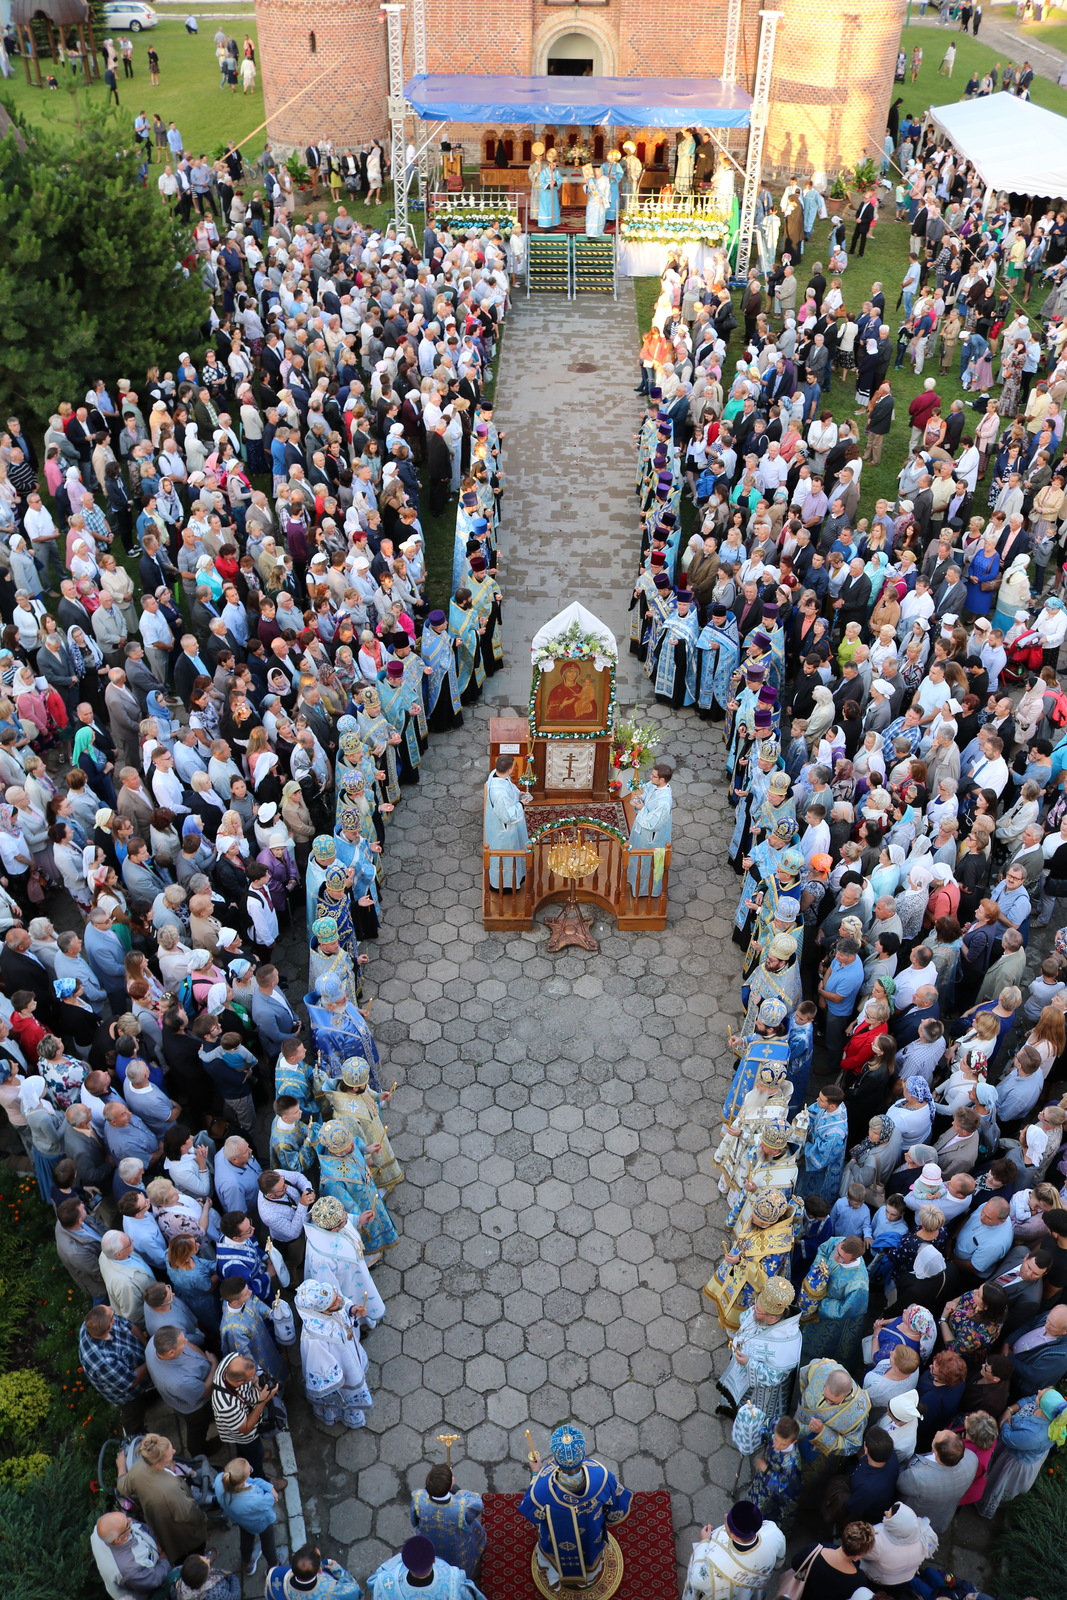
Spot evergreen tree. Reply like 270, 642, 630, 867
0, 100, 208, 422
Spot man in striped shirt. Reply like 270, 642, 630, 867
211, 1351, 284, 1485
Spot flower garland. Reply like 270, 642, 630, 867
529, 814, 628, 847
434, 203, 518, 238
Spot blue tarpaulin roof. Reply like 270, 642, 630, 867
403, 74, 752, 129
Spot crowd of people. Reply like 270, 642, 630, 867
0, 192, 514, 1599
2, 63, 1067, 1598
628, 114, 1067, 1600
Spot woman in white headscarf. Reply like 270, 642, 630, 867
9, 546, 42, 607
805, 685, 836, 748
895, 864, 934, 946
20, 1074, 65, 1201
294, 1278, 374, 1429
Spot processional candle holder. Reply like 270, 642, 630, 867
543, 828, 601, 954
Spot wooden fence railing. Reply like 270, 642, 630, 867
482, 824, 670, 932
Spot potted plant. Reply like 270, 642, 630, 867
850, 156, 878, 206
826, 167, 853, 215
286, 150, 310, 190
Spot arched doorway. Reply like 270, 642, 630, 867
546, 28, 602, 76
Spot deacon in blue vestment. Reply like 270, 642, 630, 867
421, 610, 463, 733
410, 1465, 486, 1579
627, 762, 673, 896
535, 158, 562, 228
484, 756, 529, 890
649, 588, 701, 707
583, 167, 610, 236
519, 1423, 632, 1589
697, 605, 741, 719
368, 1537, 485, 1600
601, 155, 623, 221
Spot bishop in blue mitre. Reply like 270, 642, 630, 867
519, 1423, 632, 1589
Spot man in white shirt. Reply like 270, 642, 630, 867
23, 492, 64, 594
894, 947, 937, 1010
139, 594, 175, 683
256, 1167, 314, 1247
915, 661, 952, 724
150, 748, 190, 815
899, 576, 936, 632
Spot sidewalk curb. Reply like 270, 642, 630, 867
276, 1430, 307, 1550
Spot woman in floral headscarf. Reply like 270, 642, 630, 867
295, 1278, 374, 1429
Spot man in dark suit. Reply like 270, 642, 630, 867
123, 643, 166, 715
174, 636, 211, 707
0, 929, 54, 1019
731, 582, 765, 640
851, 196, 876, 256
934, 568, 967, 619
139, 537, 178, 597
425, 420, 453, 518
190, 587, 221, 644
56, 580, 94, 635
911, 476, 934, 546
835, 558, 872, 633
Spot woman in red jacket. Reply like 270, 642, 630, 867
840, 997, 891, 1079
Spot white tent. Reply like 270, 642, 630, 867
927, 95, 1067, 201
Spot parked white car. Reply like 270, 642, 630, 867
101, 1, 158, 30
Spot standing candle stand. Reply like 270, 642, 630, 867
543, 829, 602, 953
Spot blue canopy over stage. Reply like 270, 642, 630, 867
403, 74, 752, 129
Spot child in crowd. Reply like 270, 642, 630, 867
1021, 955, 1067, 1024
830, 1181, 874, 1243
748, 1415, 802, 1530
787, 1000, 817, 1115
792, 1193, 832, 1287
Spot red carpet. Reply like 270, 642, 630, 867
525, 801, 628, 840
481, 1491, 679, 1600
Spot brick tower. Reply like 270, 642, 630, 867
255, 0, 903, 179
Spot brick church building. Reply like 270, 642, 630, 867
255, 0, 904, 185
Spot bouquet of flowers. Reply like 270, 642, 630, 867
609, 718, 660, 792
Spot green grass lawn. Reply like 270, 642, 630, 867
900, 18, 1067, 110
2, 18, 264, 156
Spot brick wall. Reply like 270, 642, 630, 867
255, 0, 902, 180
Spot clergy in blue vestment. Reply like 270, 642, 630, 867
535, 156, 562, 228
265, 1548, 362, 1600
626, 761, 673, 896
519, 1423, 632, 1590
639, 571, 676, 664
217, 1214, 273, 1304
582, 166, 610, 236
378, 660, 422, 780
421, 610, 463, 734
220, 1275, 288, 1389
306, 835, 340, 936
649, 588, 701, 707
449, 595, 486, 705
696, 605, 741, 719
601, 154, 624, 221
410, 1464, 486, 1579
484, 756, 529, 891
369, 1538, 485, 1600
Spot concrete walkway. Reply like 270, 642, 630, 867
283, 290, 996, 1592
490, 282, 647, 706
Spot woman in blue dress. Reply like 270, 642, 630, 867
167, 1233, 221, 1332
965, 532, 1001, 617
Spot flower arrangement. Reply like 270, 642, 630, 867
611, 718, 660, 771
621, 189, 735, 248
531, 620, 618, 674
434, 195, 518, 237
562, 140, 593, 164
608, 718, 660, 792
